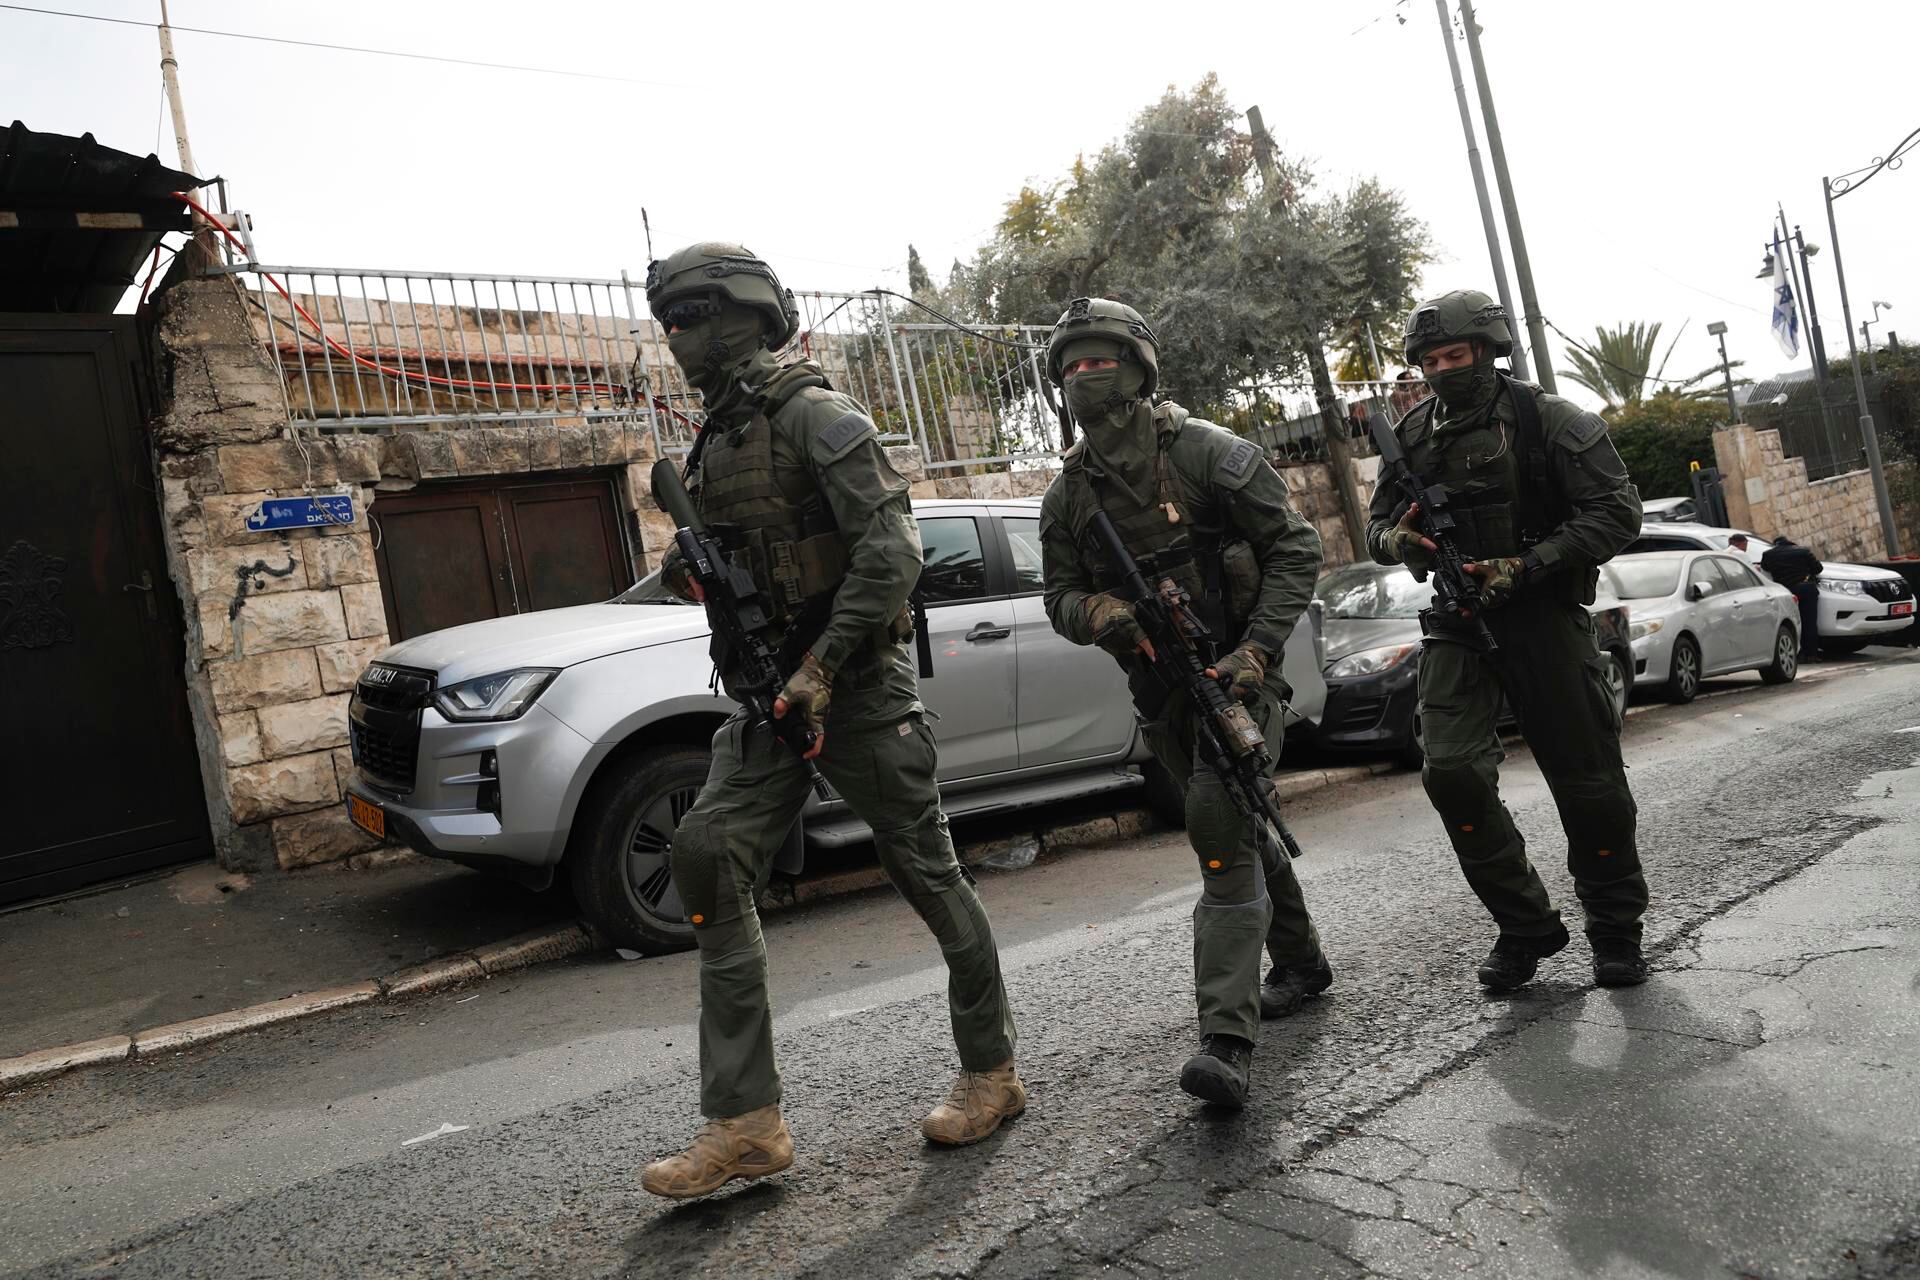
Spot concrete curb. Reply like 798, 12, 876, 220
0, 761, 1399, 1092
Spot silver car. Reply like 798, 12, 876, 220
1604, 551, 1801, 702
343, 498, 1327, 952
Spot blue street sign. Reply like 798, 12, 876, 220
246, 494, 356, 532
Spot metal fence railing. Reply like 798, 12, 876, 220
1742, 387, 1891, 482
206, 255, 1430, 476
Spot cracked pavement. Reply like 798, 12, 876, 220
2, 653, 1917, 1279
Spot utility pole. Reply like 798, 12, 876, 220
1780, 210, 1829, 380
1457, 0, 1555, 392
1775, 213, 1840, 463
157, 0, 217, 264
1431, 0, 1528, 381
1825, 159, 1905, 557
1247, 105, 1368, 562
1707, 321, 1738, 424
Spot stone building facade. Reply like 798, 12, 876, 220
1712, 424, 1919, 560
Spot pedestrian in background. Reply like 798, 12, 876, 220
1760, 533, 1824, 659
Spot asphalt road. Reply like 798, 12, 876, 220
3, 651, 1917, 1279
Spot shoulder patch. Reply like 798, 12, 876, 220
1555, 410, 1609, 452
1218, 438, 1260, 483
815, 410, 875, 461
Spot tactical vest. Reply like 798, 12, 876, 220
1400, 377, 1563, 559
1061, 406, 1260, 664
692, 371, 847, 640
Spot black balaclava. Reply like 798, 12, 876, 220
1426, 341, 1501, 420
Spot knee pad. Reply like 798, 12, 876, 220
1553, 777, 1640, 877
1184, 775, 1245, 865
1423, 755, 1513, 858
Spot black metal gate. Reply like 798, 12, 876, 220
0, 316, 211, 904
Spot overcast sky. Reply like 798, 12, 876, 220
6, 0, 1915, 409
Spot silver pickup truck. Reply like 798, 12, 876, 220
344, 498, 1326, 952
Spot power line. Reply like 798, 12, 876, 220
1543, 316, 1717, 389
0, 3, 687, 87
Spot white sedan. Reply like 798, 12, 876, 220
1603, 551, 1802, 703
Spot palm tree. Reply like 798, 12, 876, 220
1561, 319, 1745, 411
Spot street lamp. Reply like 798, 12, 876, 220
1706, 321, 1738, 424
1863, 301, 1892, 376
1824, 124, 1918, 558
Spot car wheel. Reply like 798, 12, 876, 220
1759, 624, 1799, 684
1665, 635, 1701, 704
568, 746, 709, 954
1820, 638, 1870, 656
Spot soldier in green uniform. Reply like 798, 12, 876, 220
1038, 298, 1331, 1110
1367, 289, 1650, 990
639, 244, 1022, 1200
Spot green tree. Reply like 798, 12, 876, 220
1603, 390, 1726, 498
907, 244, 932, 299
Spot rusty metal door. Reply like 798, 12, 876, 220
370, 476, 631, 640
0, 316, 211, 904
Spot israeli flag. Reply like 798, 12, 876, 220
1770, 242, 1800, 359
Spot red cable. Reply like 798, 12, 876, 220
168, 191, 696, 428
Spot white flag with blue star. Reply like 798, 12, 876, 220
1770, 243, 1800, 358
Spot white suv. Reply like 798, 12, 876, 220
1625, 523, 1914, 653
343, 499, 1327, 953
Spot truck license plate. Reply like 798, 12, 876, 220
347, 794, 386, 838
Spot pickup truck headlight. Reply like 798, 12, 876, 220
1629, 618, 1665, 641
1325, 643, 1418, 680
1818, 577, 1866, 596
432, 669, 559, 722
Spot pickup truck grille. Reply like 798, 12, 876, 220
350, 664, 433, 793
1863, 578, 1913, 603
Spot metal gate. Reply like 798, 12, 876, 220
369, 475, 632, 641
0, 316, 211, 904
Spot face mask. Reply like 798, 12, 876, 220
1065, 363, 1145, 425
665, 309, 768, 397
1427, 358, 1498, 413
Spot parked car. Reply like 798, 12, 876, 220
1603, 552, 1800, 702
1624, 522, 1914, 654
1640, 496, 1698, 524
342, 498, 1328, 953
1312, 562, 1633, 765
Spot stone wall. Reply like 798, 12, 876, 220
1712, 424, 1919, 561
1273, 454, 1379, 566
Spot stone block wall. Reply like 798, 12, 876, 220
1274, 455, 1379, 566
1713, 424, 1919, 561
150, 279, 672, 874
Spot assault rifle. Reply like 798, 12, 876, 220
1367, 412, 1499, 653
651, 458, 829, 799
1090, 510, 1303, 867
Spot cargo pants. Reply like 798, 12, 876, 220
670, 695, 1017, 1119
1144, 676, 1323, 1045
1416, 596, 1648, 943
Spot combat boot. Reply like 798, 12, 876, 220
922, 1059, 1027, 1145
1179, 1034, 1253, 1109
1261, 953, 1334, 1019
641, 1103, 793, 1199
1591, 936, 1650, 987
1475, 922, 1571, 991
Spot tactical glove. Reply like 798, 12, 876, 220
1210, 643, 1268, 705
777, 652, 833, 735
1084, 592, 1148, 658
1382, 506, 1436, 573
661, 547, 698, 602
1466, 556, 1526, 609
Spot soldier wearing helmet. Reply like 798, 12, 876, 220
1037, 297, 1330, 1110
1366, 288, 1650, 990
639, 244, 1022, 1199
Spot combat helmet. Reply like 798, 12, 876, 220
1046, 297, 1160, 396
1402, 288, 1514, 365
644, 242, 799, 349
